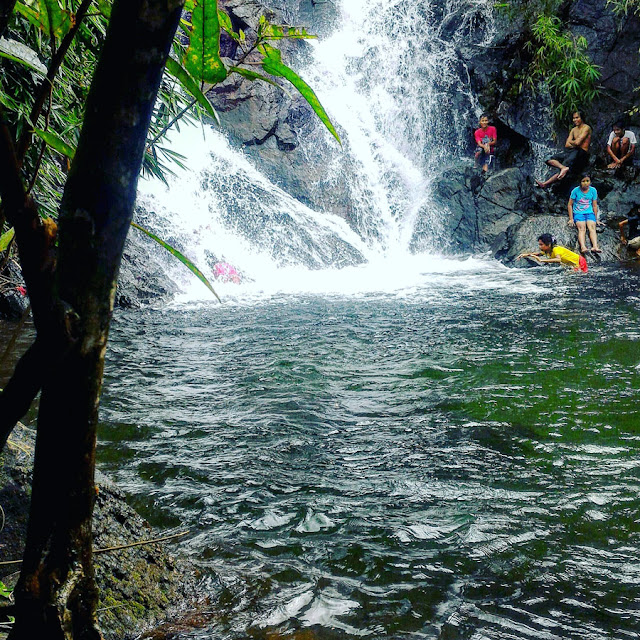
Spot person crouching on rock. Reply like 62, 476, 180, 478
606, 121, 636, 169
517, 233, 588, 272
568, 173, 601, 254
474, 114, 497, 173
536, 111, 591, 188
619, 204, 640, 259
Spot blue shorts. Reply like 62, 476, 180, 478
573, 211, 596, 223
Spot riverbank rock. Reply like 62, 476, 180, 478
116, 230, 181, 309
0, 423, 200, 640
0, 260, 28, 321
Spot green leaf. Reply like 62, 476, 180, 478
259, 43, 340, 144
183, 0, 228, 85
165, 57, 220, 125
130, 222, 221, 302
0, 228, 15, 252
0, 580, 12, 600
262, 23, 317, 40
95, 0, 111, 18
217, 8, 239, 42
32, 127, 76, 159
0, 37, 47, 75
229, 65, 289, 93
14, 1, 43, 30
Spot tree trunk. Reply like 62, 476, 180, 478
9, 1, 184, 638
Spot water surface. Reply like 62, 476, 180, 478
99, 259, 640, 639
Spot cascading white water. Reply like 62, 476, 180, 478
136, 0, 497, 300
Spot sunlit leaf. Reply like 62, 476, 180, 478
217, 8, 239, 42
0, 228, 15, 252
262, 24, 316, 40
183, 0, 228, 85
165, 56, 220, 125
0, 37, 47, 74
130, 222, 221, 303
259, 43, 340, 144
33, 127, 76, 159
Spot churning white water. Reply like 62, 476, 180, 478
136, 0, 498, 302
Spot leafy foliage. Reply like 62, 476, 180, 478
526, 15, 601, 121
606, 0, 640, 14
1, 0, 340, 295
498, 2, 601, 122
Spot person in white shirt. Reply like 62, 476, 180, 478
606, 121, 636, 169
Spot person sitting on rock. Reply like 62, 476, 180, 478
517, 233, 588, 272
474, 114, 497, 173
536, 111, 591, 188
568, 173, 601, 254
606, 121, 636, 169
619, 204, 640, 259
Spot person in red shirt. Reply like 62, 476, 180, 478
474, 114, 497, 172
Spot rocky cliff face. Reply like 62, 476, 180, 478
207, 0, 640, 266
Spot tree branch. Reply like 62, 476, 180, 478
0, 338, 46, 452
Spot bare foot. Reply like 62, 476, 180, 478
557, 166, 569, 180
580, 247, 589, 254
592, 248, 602, 253
482, 165, 488, 172
607, 162, 618, 169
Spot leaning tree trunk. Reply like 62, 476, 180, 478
9, 1, 184, 638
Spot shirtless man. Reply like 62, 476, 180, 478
536, 111, 592, 188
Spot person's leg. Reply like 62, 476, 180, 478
608, 137, 621, 168
586, 219, 600, 252
536, 159, 569, 187
576, 221, 588, 252
611, 137, 622, 157
620, 137, 630, 157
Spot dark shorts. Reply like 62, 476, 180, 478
550, 148, 589, 173
475, 147, 494, 165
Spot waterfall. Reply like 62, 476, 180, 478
135, 0, 497, 298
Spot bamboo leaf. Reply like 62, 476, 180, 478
0, 37, 47, 74
0, 228, 15, 252
229, 65, 289, 93
262, 23, 317, 40
130, 222, 221, 302
33, 127, 76, 159
183, 0, 228, 85
165, 56, 220, 125
259, 43, 340, 144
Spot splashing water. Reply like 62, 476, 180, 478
136, 0, 497, 301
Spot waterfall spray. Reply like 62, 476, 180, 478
136, 0, 497, 298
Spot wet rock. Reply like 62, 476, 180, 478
116, 230, 181, 309
0, 260, 28, 321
